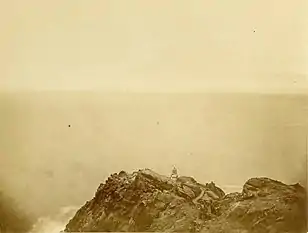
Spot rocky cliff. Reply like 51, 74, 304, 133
64, 169, 306, 233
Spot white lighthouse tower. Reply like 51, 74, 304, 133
170, 165, 178, 181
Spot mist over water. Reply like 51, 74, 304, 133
28, 206, 79, 233
0, 91, 307, 231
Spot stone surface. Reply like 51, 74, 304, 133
64, 169, 306, 233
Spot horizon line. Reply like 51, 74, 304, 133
0, 89, 307, 95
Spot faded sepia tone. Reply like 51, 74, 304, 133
0, 0, 307, 93
0, 1, 307, 232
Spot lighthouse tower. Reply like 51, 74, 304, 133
170, 165, 178, 181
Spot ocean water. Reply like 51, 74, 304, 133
28, 206, 78, 233
0, 91, 306, 226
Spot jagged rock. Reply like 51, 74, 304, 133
205, 182, 225, 199
64, 170, 306, 233
177, 176, 197, 184
201, 177, 307, 233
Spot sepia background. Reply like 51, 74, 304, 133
0, 0, 307, 227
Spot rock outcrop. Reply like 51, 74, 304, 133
64, 169, 306, 233
202, 178, 306, 233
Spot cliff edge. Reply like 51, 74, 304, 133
64, 169, 306, 233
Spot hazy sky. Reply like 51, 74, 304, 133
0, 0, 307, 92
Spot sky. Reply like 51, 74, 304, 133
0, 0, 307, 93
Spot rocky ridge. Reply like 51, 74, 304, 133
64, 169, 306, 233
